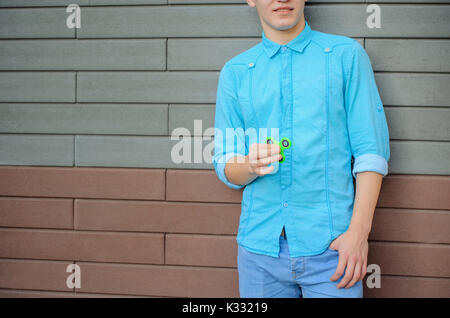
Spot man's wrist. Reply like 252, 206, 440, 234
348, 221, 371, 240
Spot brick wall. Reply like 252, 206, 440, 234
0, 0, 449, 297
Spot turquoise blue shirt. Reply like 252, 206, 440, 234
213, 20, 390, 257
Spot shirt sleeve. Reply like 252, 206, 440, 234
345, 40, 391, 178
212, 63, 247, 189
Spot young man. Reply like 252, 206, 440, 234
213, 0, 390, 298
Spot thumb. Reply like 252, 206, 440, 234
329, 238, 339, 250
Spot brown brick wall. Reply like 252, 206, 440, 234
0, 166, 449, 297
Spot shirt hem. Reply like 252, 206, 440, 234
237, 241, 279, 258
236, 231, 344, 258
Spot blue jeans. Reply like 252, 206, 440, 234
237, 234, 363, 298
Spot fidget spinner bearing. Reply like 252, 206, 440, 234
265, 137, 291, 163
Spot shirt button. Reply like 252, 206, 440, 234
282, 46, 287, 52
283, 202, 288, 208
324, 47, 330, 52
248, 62, 254, 67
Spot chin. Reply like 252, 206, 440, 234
273, 21, 296, 30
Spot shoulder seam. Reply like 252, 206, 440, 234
222, 62, 239, 102
344, 40, 360, 92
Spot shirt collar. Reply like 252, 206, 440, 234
261, 19, 313, 58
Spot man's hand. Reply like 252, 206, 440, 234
247, 142, 282, 177
223, 142, 282, 187
329, 228, 369, 288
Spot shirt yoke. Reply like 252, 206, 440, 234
223, 29, 361, 81
226, 30, 356, 62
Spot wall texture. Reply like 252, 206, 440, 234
0, 0, 449, 297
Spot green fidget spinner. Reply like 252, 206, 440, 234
265, 137, 291, 163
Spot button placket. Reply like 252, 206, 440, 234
280, 47, 293, 191
279, 45, 293, 223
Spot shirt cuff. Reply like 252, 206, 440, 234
215, 152, 246, 189
352, 153, 388, 178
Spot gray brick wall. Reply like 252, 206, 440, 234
0, 1, 449, 175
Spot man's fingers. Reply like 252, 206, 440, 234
336, 259, 355, 289
254, 165, 275, 176
330, 253, 347, 282
256, 153, 282, 167
346, 261, 362, 288
360, 260, 367, 281
254, 144, 281, 159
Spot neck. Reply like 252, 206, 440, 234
262, 16, 306, 45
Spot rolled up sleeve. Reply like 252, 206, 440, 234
345, 41, 391, 178
213, 63, 247, 189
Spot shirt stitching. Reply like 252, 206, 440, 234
325, 50, 335, 240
